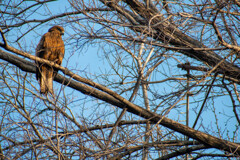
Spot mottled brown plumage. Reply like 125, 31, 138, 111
36, 26, 65, 95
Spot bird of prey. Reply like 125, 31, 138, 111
35, 25, 65, 95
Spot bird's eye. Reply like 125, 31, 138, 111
57, 28, 63, 32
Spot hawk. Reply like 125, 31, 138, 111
36, 25, 65, 95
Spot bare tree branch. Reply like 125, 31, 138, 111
0, 46, 239, 155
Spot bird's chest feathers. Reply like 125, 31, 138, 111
47, 33, 64, 60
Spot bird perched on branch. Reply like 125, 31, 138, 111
35, 25, 65, 95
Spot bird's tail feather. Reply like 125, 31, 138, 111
39, 66, 54, 95
47, 75, 53, 94
40, 75, 47, 94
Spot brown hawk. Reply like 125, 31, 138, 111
36, 25, 65, 95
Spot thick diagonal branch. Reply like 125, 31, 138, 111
0, 48, 239, 155
103, 0, 240, 81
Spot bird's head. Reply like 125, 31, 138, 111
48, 25, 64, 35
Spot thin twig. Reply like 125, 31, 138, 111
0, 28, 8, 46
